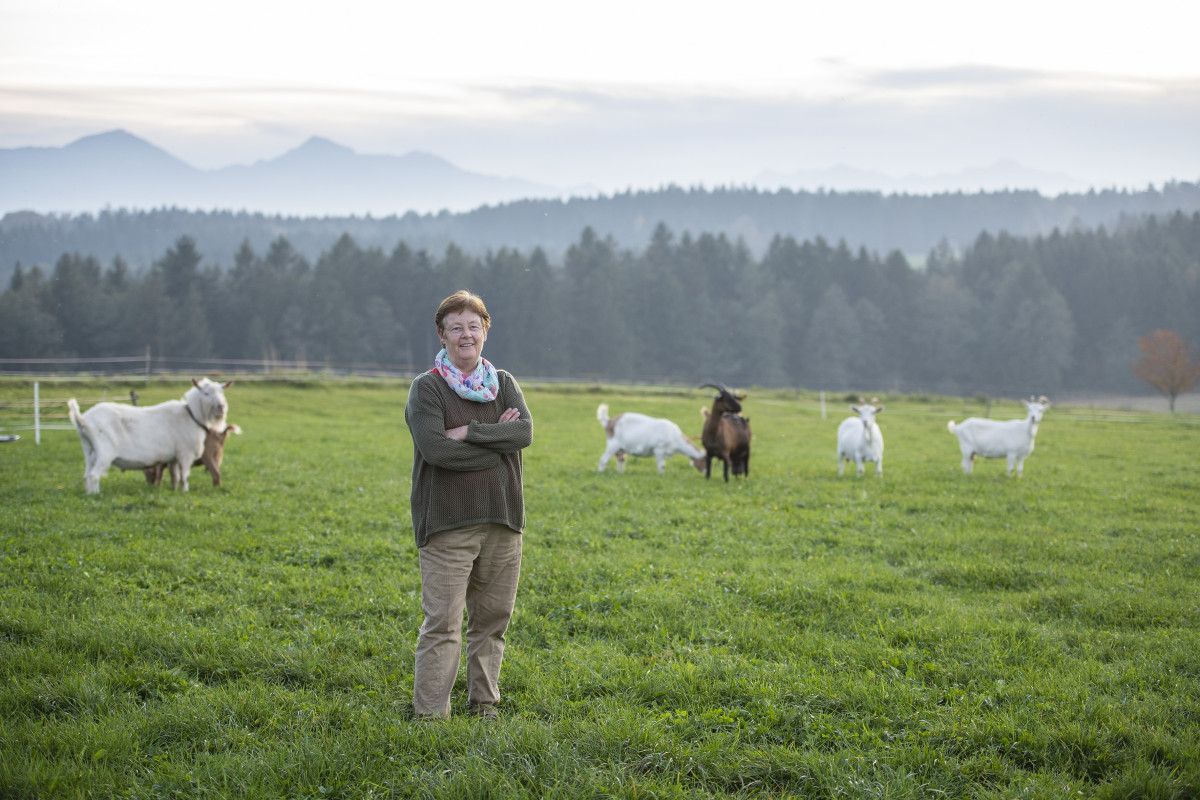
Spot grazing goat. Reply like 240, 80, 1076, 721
699, 383, 751, 482
837, 398, 885, 477
68, 378, 233, 494
144, 423, 242, 488
596, 404, 704, 473
948, 396, 1050, 478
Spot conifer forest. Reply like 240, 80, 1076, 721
2, 210, 1197, 397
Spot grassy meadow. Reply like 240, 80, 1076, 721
1, 379, 1197, 799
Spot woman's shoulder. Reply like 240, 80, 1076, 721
408, 370, 445, 398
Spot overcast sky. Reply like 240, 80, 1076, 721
2, 0, 1198, 194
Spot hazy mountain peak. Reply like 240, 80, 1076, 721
37, 128, 194, 181
65, 129, 174, 157
68, 128, 140, 146
285, 136, 357, 159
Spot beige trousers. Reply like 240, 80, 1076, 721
413, 522, 523, 718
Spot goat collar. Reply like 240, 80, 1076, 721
184, 403, 210, 433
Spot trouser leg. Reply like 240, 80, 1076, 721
465, 524, 523, 706
413, 528, 480, 717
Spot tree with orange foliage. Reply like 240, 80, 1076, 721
1132, 330, 1200, 412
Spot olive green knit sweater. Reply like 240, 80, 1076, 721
404, 369, 532, 548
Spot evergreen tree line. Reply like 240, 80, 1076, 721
4, 180, 1199, 290
2, 212, 1197, 396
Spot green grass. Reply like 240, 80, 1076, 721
1, 379, 1198, 799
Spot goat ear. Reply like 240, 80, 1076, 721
1039, 396, 1050, 406
850, 405, 859, 413
876, 405, 884, 413
192, 378, 200, 388
223, 380, 234, 388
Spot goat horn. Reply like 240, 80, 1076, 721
701, 382, 742, 414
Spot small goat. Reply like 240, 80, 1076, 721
69, 378, 232, 494
145, 423, 242, 488
596, 404, 704, 473
948, 396, 1050, 477
699, 383, 751, 482
837, 398, 884, 477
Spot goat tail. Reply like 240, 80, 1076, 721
596, 403, 609, 426
67, 399, 85, 432
947, 420, 957, 434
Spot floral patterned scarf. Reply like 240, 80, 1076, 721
433, 348, 499, 403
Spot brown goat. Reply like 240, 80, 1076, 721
699, 383, 751, 482
144, 423, 242, 488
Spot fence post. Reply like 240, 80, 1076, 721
820, 390, 826, 420
145, 345, 151, 384
34, 381, 40, 445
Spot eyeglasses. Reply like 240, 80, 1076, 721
445, 323, 484, 337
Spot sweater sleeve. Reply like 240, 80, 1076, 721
406, 375, 501, 471
464, 372, 533, 454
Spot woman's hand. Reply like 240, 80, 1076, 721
445, 409, 519, 440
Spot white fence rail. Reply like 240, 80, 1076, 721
0, 355, 423, 444
0, 354, 418, 380
0, 382, 146, 444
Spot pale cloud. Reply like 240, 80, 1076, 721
2, 0, 1199, 193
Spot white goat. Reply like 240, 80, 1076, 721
948, 396, 1050, 477
837, 398, 884, 477
68, 378, 232, 494
596, 403, 705, 473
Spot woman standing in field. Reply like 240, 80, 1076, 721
404, 290, 533, 721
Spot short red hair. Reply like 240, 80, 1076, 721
435, 290, 491, 334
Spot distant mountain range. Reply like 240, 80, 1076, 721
0, 130, 573, 216
1, 130, 1102, 218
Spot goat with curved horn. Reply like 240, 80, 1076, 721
698, 383, 751, 481
699, 383, 742, 414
